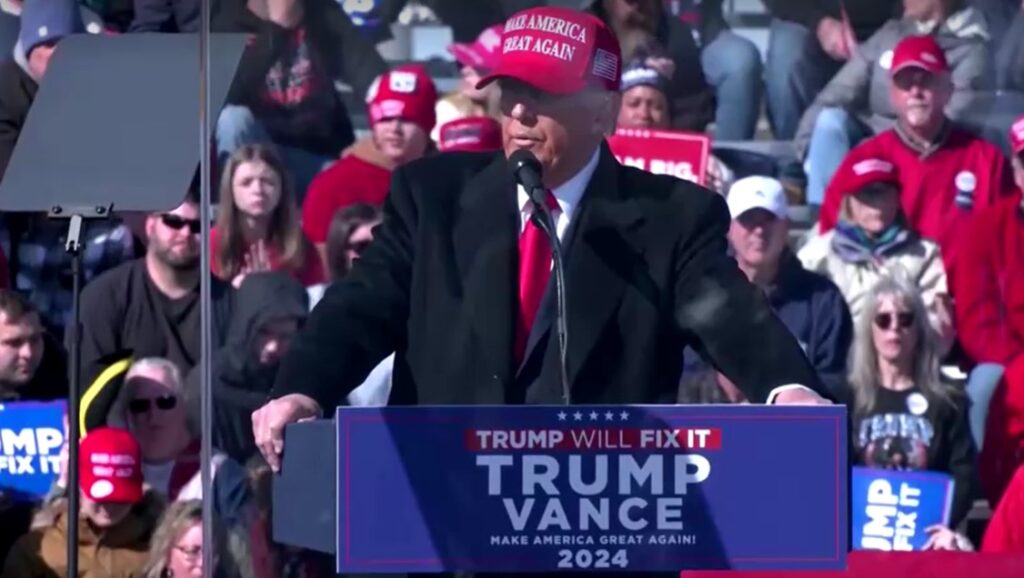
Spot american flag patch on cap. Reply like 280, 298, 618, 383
592, 48, 618, 81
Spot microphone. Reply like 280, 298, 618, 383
509, 149, 571, 406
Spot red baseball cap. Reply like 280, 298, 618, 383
890, 35, 949, 76
367, 64, 439, 134
476, 6, 621, 95
1010, 114, 1024, 155
832, 152, 900, 196
449, 25, 503, 72
438, 117, 502, 152
80, 427, 144, 504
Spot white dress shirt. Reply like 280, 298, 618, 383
516, 148, 600, 239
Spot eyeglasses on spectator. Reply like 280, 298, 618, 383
128, 395, 177, 414
873, 312, 914, 331
160, 214, 202, 234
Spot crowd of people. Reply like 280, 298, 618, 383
1, 0, 1024, 576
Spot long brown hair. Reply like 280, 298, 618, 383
215, 145, 305, 279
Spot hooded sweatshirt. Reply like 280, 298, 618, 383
2, 492, 163, 578
301, 137, 395, 244
794, 6, 993, 158
186, 272, 309, 465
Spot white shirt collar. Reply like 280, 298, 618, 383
517, 147, 601, 224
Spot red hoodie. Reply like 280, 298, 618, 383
302, 138, 394, 244
956, 191, 1024, 504
983, 464, 1024, 552
954, 191, 1024, 366
818, 127, 1015, 280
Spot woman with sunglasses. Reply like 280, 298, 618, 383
799, 148, 954, 354
850, 275, 977, 549
212, 145, 325, 289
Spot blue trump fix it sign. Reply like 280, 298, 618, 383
335, 404, 847, 573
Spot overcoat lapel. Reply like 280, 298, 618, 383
451, 157, 519, 401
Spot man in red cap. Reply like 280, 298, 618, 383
798, 3, 992, 206
954, 114, 1024, 505
255, 5, 829, 477
816, 35, 1014, 280
302, 64, 437, 260
3, 427, 161, 577
437, 116, 502, 153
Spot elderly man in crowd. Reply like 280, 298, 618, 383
797, 0, 992, 205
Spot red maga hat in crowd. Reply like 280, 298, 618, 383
890, 35, 949, 76
79, 427, 144, 504
449, 24, 504, 71
438, 117, 502, 153
476, 6, 621, 95
832, 150, 901, 196
1010, 114, 1024, 155
367, 64, 439, 134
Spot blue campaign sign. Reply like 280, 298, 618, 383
335, 404, 847, 573
850, 467, 954, 551
0, 400, 66, 501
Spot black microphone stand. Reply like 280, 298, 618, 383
527, 188, 571, 406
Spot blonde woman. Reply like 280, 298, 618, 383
143, 499, 239, 578
799, 150, 953, 353
850, 275, 976, 549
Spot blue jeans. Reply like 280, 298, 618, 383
700, 30, 764, 140
216, 105, 334, 203
804, 107, 872, 206
966, 363, 1005, 451
765, 19, 843, 140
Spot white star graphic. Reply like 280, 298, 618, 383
604, 411, 615, 421
619, 411, 630, 421
589, 411, 599, 421
557, 411, 567, 421
573, 411, 583, 421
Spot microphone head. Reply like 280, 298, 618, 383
509, 149, 542, 175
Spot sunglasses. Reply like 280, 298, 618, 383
160, 214, 202, 234
874, 312, 914, 331
128, 395, 177, 414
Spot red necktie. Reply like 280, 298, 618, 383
516, 191, 560, 364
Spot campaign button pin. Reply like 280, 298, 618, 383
907, 392, 929, 416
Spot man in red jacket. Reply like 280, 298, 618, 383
954, 114, 1024, 505
302, 64, 437, 259
817, 35, 1015, 280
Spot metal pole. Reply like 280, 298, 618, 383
199, 0, 215, 576
66, 214, 84, 578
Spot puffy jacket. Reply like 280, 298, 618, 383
798, 229, 948, 331
795, 6, 993, 157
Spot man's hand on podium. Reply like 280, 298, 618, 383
771, 387, 832, 405
252, 393, 322, 472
